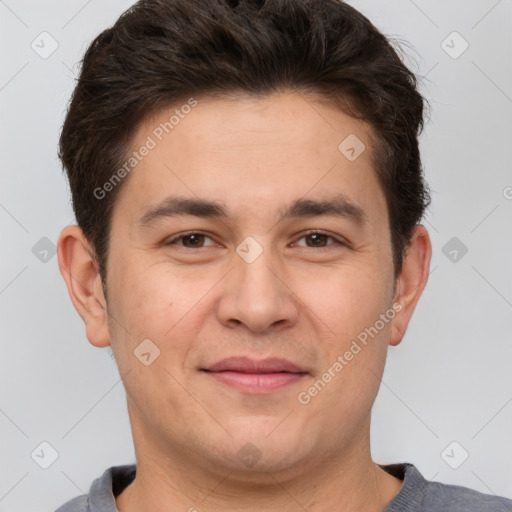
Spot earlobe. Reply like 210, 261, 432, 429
389, 225, 432, 346
57, 225, 111, 348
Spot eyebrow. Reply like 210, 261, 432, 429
137, 193, 368, 228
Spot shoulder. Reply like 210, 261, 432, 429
424, 478, 512, 511
382, 463, 512, 512
54, 464, 136, 512
55, 495, 88, 512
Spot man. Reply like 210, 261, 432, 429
55, 0, 511, 510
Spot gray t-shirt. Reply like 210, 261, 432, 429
55, 462, 512, 511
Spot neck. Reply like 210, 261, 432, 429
116, 416, 403, 512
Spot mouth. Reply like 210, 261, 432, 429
200, 356, 309, 394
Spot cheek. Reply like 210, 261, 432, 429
110, 256, 176, 331
106, 266, 195, 416
304, 263, 392, 340
105, 259, 171, 366
108, 258, 215, 371
301, 263, 392, 393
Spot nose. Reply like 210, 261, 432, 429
216, 243, 300, 333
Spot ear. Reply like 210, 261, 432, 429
389, 225, 432, 346
57, 225, 111, 348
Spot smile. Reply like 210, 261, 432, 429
201, 356, 309, 394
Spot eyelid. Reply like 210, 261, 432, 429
165, 231, 217, 246
291, 229, 346, 248
165, 229, 346, 249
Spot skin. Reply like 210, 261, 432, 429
58, 91, 431, 511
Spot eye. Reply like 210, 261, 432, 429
291, 230, 345, 249
165, 232, 218, 248
164, 230, 346, 250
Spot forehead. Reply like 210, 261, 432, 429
113, 91, 386, 230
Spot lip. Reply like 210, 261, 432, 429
204, 356, 306, 373
201, 357, 308, 394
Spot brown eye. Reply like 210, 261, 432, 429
181, 234, 206, 248
292, 230, 344, 249
304, 233, 330, 247
165, 232, 217, 248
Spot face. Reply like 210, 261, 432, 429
87, 92, 408, 475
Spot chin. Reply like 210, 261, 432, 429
199, 421, 316, 473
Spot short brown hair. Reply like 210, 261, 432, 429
59, 0, 431, 293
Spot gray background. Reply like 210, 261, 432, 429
1, 0, 511, 510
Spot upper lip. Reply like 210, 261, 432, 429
202, 357, 307, 374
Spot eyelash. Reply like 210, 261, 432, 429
165, 230, 346, 250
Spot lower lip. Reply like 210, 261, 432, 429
204, 371, 307, 394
